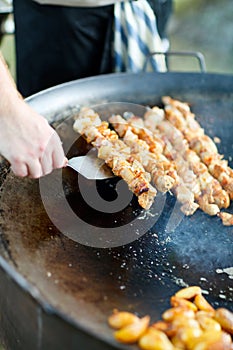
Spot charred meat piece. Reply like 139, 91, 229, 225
73, 108, 157, 210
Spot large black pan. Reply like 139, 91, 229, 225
0, 72, 233, 350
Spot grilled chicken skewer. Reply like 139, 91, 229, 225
122, 111, 165, 154
163, 96, 233, 200
122, 112, 178, 187
158, 121, 228, 216
131, 110, 201, 215
73, 99, 233, 224
141, 108, 230, 215
162, 136, 200, 216
147, 105, 230, 214
142, 110, 200, 215
109, 114, 175, 193
73, 107, 157, 210
110, 112, 200, 216
132, 113, 203, 216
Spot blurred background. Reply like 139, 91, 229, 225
168, 0, 233, 73
0, 0, 233, 85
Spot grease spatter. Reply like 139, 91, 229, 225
216, 267, 233, 279
119, 285, 126, 291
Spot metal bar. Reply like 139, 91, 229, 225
143, 51, 207, 73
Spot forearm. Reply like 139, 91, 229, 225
0, 52, 22, 117
0, 53, 66, 178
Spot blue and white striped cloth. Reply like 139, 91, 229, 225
113, 0, 167, 73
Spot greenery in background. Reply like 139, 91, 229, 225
169, 0, 233, 73
1, 31, 15, 76
173, 0, 220, 14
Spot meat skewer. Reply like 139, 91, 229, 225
139, 109, 229, 215
162, 135, 200, 216
72, 99, 233, 225
158, 120, 226, 216
73, 107, 157, 210
147, 103, 230, 213
162, 96, 233, 200
113, 112, 200, 216
123, 111, 165, 154
123, 112, 178, 186
158, 120, 229, 208
109, 114, 175, 193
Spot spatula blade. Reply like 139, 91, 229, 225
67, 149, 115, 180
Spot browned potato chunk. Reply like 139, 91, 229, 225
196, 313, 221, 332
139, 327, 174, 350
108, 310, 139, 329
162, 307, 195, 322
194, 294, 215, 313
170, 296, 198, 312
114, 315, 150, 344
214, 308, 233, 335
151, 320, 175, 337
191, 331, 232, 350
171, 326, 202, 349
175, 286, 202, 300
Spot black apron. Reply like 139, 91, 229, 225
13, 0, 172, 97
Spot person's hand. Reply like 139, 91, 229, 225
0, 98, 67, 178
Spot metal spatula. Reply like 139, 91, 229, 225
67, 148, 114, 180
67, 102, 149, 180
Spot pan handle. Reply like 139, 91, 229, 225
143, 51, 207, 73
